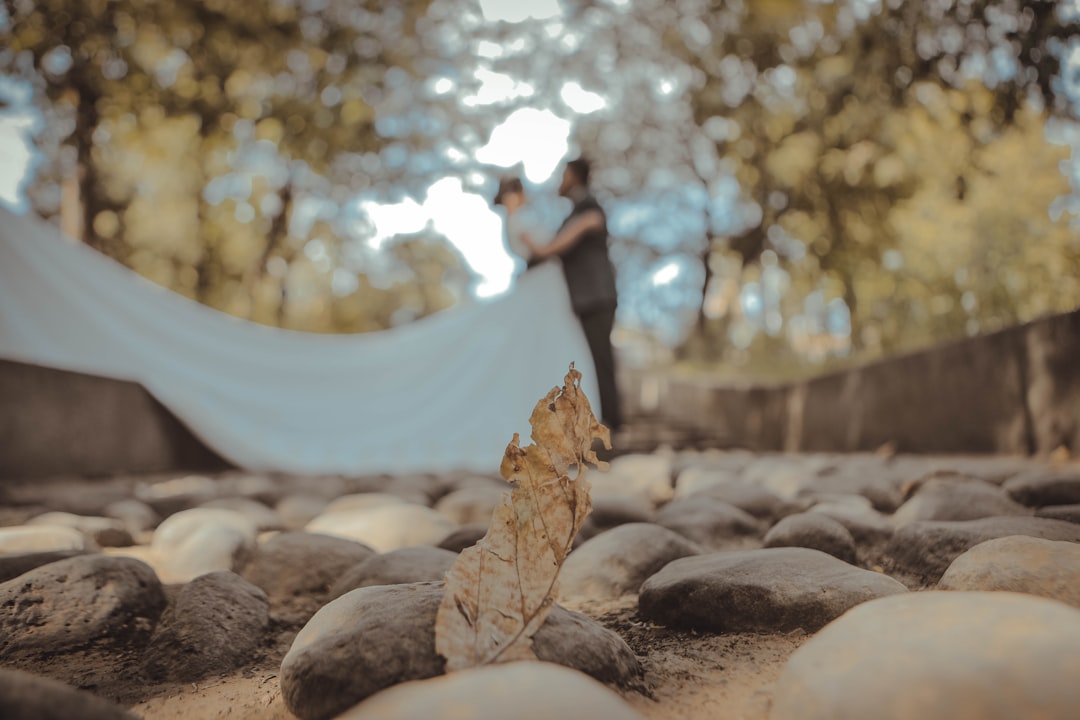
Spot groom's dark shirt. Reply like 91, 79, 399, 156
557, 190, 617, 315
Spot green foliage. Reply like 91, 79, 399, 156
3, 0, 465, 332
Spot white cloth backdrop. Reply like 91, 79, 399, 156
0, 207, 600, 475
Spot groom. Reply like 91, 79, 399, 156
523, 157, 622, 431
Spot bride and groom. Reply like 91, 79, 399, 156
494, 158, 623, 432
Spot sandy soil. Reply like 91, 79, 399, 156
122, 595, 802, 720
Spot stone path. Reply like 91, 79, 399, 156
1, 449, 1078, 719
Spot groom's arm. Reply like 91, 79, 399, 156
525, 210, 605, 260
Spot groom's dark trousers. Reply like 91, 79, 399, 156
557, 192, 623, 431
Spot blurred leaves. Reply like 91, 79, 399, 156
2, 0, 1079, 363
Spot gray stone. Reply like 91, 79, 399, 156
200, 497, 283, 532
0, 549, 89, 584
305, 503, 454, 552
0, 555, 166, 660
338, 661, 646, 720
434, 485, 506, 526
280, 582, 641, 720
678, 477, 804, 521
589, 495, 655, 529
938, 536, 1080, 608
29, 511, 133, 547
639, 547, 906, 633
0, 667, 139, 720
241, 531, 375, 624
560, 523, 703, 601
1036, 503, 1080, 524
764, 513, 857, 564
891, 477, 1030, 527
150, 507, 258, 583
1004, 470, 1080, 508
144, 571, 270, 681
887, 516, 1080, 582
328, 546, 458, 598
807, 503, 894, 545
275, 494, 330, 531
436, 524, 488, 553
654, 496, 762, 549
771, 591, 1080, 720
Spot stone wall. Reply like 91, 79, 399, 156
627, 306, 1080, 457
0, 360, 227, 479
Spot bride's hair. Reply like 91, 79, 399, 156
493, 177, 524, 206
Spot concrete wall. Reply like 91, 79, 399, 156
629, 306, 1080, 457
2, 307, 1078, 478
0, 360, 227, 479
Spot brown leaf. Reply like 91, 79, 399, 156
435, 363, 610, 671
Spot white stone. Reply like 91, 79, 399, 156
772, 591, 1080, 720
0, 525, 87, 554
150, 508, 257, 583
338, 661, 645, 720
305, 504, 455, 552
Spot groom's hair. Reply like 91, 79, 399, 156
566, 157, 591, 186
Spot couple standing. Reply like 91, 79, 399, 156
494, 158, 622, 432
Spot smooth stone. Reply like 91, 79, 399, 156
589, 494, 655, 530
275, 494, 330, 530
135, 474, 218, 516
213, 474, 281, 505
241, 531, 375, 625
0, 667, 139, 720
328, 546, 458, 599
1036, 503, 1080, 524
431, 473, 504, 499
560, 523, 703, 601
764, 513, 857, 563
338, 661, 646, 720
280, 582, 641, 720
639, 547, 907, 633
677, 475, 804, 521
0, 555, 166, 660
144, 571, 270, 681
807, 502, 895, 545
887, 516, 1080, 582
1004, 470, 1080, 508
672, 466, 742, 498
771, 591, 1080, 720
938, 536, 1080, 608
321, 493, 410, 515
305, 504, 455, 552
654, 496, 762, 549
0, 549, 90, 584
103, 499, 160, 535
200, 497, 283, 532
436, 524, 488, 553
891, 477, 1030, 527
28, 511, 133, 547
590, 453, 673, 506
0, 525, 88, 554
433, 485, 506, 526
150, 508, 258, 583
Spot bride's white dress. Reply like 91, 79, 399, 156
0, 207, 599, 475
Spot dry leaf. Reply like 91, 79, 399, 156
435, 363, 610, 672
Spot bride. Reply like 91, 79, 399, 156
0, 195, 602, 477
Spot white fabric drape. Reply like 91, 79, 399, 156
0, 207, 600, 475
